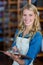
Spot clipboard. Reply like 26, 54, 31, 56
0, 51, 32, 60
11, 52, 32, 60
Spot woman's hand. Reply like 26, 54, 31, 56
3, 51, 25, 65
12, 46, 18, 52
11, 54, 25, 65
4, 51, 12, 57
16, 58, 25, 65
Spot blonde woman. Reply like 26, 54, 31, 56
4, 4, 42, 65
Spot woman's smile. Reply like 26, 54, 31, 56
23, 9, 35, 26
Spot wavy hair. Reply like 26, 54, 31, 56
17, 4, 41, 37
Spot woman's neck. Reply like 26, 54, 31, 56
25, 25, 33, 32
23, 25, 32, 37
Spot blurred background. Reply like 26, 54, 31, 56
0, 0, 43, 65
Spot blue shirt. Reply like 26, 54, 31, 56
12, 29, 42, 65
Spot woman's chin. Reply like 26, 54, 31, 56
25, 22, 33, 26
25, 24, 31, 26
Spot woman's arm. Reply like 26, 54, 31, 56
24, 32, 42, 65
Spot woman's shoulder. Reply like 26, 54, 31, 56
31, 31, 42, 41
33, 31, 42, 37
30, 31, 42, 45
34, 31, 42, 37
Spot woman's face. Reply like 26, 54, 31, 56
23, 9, 35, 26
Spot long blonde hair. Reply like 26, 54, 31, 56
18, 4, 41, 32
17, 4, 41, 38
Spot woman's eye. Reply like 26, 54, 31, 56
29, 14, 32, 16
23, 14, 26, 16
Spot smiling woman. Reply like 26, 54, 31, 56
4, 4, 42, 65
11, 4, 42, 65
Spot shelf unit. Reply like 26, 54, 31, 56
0, 0, 43, 53
37, 7, 43, 22
6, 0, 18, 51
37, 0, 43, 35
37, 7, 43, 35
0, 0, 16, 51
6, 0, 29, 50
0, 0, 6, 50
37, 0, 43, 58
0, 0, 30, 51
7, 0, 43, 57
8, 0, 29, 25
37, 52, 43, 57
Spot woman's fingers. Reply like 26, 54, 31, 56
4, 51, 11, 56
12, 46, 18, 52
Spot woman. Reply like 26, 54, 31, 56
4, 4, 42, 65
